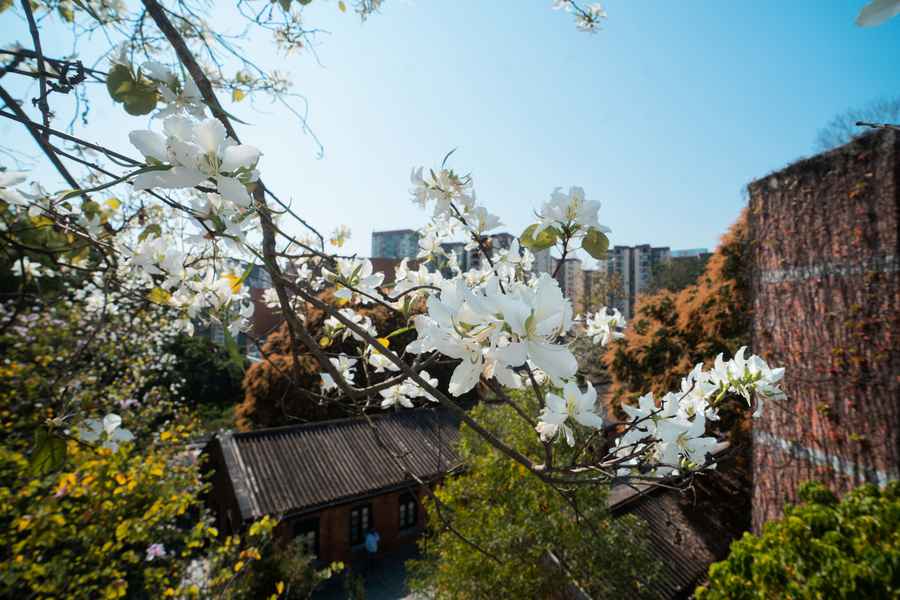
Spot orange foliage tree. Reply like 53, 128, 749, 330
236, 289, 416, 430
603, 211, 751, 419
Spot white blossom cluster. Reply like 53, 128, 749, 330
583, 307, 626, 346
610, 348, 786, 476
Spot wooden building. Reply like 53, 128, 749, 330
205, 409, 460, 563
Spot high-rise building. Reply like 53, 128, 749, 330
582, 267, 607, 313
371, 229, 420, 260
671, 248, 709, 258
553, 257, 584, 313
467, 232, 515, 271
607, 244, 671, 319
531, 248, 554, 276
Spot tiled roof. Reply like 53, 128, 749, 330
215, 409, 460, 521
604, 446, 746, 599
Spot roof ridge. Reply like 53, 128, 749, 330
229, 407, 449, 439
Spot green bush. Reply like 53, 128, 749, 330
166, 334, 246, 411
696, 481, 900, 599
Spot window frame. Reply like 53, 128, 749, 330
349, 503, 373, 547
292, 517, 320, 559
399, 492, 418, 530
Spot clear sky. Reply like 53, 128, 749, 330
2, 1, 899, 265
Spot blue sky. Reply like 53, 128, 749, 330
2, 1, 899, 264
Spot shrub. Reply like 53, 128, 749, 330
0, 298, 277, 598
696, 481, 900, 599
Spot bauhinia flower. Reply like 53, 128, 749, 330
536, 381, 604, 446
653, 410, 718, 475
141, 61, 206, 119
380, 384, 414, 409
78, 414, 135, 450
322, 258, 384, 305
378, 371, 439, 409
584, 306, 626, 346
709, 346, 786, 417
535, 186, 607, 236
129, 116, 261, 209
320, 355, 357, 392
492, 274, 578, 383
0, 170, 28, 206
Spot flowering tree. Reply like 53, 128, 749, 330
1, 0, 787, 588
0, 291, 287, 597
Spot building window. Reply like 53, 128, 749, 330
293, 518, 319, 558
399, 493, 418, 530
350, 504, 372, 546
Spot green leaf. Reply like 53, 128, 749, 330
122, 87, 158, 116
236, 263, 256, 288
223, 328, 245, 374
30, 429, 67, 476
279, 0, 292, 10
106, 64, 134, 102
581, 228, 610, 260
138, 223, 162, 242
519, 224, 558, 252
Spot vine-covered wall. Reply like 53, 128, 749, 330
748, 128, 899, 532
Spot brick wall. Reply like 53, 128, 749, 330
747, 129, 900, 532
277, 486, 430, 563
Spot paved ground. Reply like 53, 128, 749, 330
312, 545, 426, 600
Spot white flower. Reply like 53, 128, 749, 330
676, 363, 719, 422
78, 414, 135, 450
709, 346, 786, 417
0, 170, 28, 206
322, 258, 384, 305
584, 307, 626, 346
320, 355, 356, 392
654, 410, 717, 474
536, 186, 607, 236
400, 370, 439, 402
324, 308, 377, 342
407, 279, 503, 396
11, 257, 47, 279
380, 385, 414, 409
536, 381, 604, 446
145, 543, 167, 562
261, 288, 281, 310
129, 117, 260, 209
492, 274, 577, 383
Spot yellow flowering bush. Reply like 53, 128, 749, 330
0, 297, 277, 599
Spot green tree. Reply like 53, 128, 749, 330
697, 481, 900, 599
165, 333, 246, 430
646, 254, 710, 294
407, 394, 657, 599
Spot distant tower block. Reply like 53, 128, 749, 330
747, 129, 899, 533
